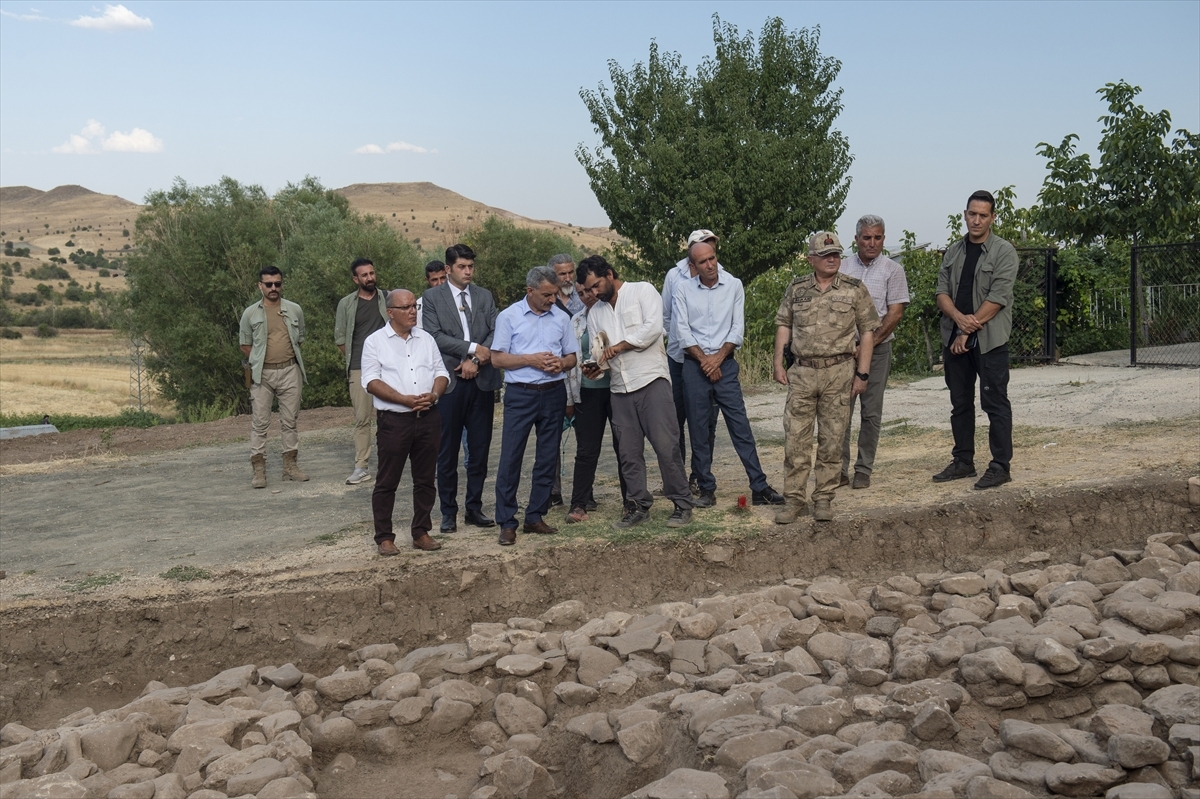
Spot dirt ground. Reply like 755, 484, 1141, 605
1, 362, 1196, 600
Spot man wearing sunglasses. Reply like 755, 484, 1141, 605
239, 266, 308, 489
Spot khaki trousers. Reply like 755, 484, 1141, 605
250, 363, 303, 456
349, 369, 373, 469
783, 359, 854, 504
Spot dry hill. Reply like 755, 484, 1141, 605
0, 182, 620, 265
334, 182, 621, 255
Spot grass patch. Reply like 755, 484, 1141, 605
63, 573, 121, 593
311, 524, 362, 546
878, 418, 939, 439
0, 408, 169, 431
160, 565, 212, 582
553, 505, 766, 546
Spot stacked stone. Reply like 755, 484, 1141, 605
0, 531, 1196, 799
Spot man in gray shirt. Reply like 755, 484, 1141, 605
839, 215, 909, 489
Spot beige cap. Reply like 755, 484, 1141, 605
808, 231, 843, 256
687, 229, 719, 246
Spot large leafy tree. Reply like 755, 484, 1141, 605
126, 176, 423, 416
1034, 80, 1200, 246
462, 216, 580, 310
577, 15, 851, 283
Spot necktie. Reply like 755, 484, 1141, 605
459, 291, 472, 322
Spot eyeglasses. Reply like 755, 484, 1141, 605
389, 304, 417, 312
261, 281, 282, 288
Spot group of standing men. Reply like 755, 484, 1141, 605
238, 190, 1019, 552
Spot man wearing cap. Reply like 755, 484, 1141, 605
933, 190, 1019, 490
490, 266, 579, 545
839, 216, 910, 490
662, 229, 722, 492
672, 240, 785, 508
361, 290, 449, 554
773, 232, 879, 523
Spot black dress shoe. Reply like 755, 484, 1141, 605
752, 486, 786, 505
440, 520, 457, 533
498, 527, 517, 546
464, 511, 495, 528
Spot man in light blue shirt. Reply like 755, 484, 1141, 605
491, 266, 579, 545
662, 229, 722, 492
672, 240, 784, 508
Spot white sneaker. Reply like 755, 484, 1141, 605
346, 467, 372, 485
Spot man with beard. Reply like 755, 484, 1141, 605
335, 257, 389, 485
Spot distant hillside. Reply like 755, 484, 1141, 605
0, 182, 619, 261
334, 182, 620, 255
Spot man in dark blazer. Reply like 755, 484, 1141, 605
422, 243, 503, 532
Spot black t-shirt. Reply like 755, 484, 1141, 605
955, 240, 983, 317
349, 295, 385, 370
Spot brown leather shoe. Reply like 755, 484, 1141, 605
852, 473, 870, 489
377, 539, 400, 556
498, 527, 517, 546
523, 520, 558, 535
411, 534, 442, 551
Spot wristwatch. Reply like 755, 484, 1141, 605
470, 355, 481, 366
855, 371, 870, 382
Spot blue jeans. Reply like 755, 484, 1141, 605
669, 357, 717, 482
682, 357, 768, 493
494, 381, 566, 528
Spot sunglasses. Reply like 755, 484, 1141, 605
261, 281, 282, 288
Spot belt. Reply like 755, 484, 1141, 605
794, 353, 854, 369
508, 381, 563, 391
262, 358, 297, 370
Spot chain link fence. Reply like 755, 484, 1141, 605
1011, 248, 1056, 362
1132, 242, 1200, 367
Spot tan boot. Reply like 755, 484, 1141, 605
282, 450, 309, 482
250, 454, 267, 489
813, 499, 833, 522
774, 502, 808, 525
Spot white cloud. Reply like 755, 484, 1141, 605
52, 134, 97, 155
354, 140, 436, 155
102, 127, 163, 153
70, 4, 152, 31
52, 119, 162, 154
0, 9, 51, 22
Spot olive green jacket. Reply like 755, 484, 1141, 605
334, 289, 388, 376
239, 298, 306, 384
935, 234, 1019, 354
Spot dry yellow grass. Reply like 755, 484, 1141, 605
0, 328, 165, 416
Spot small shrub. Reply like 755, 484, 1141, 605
98, 268, 110, 277
1, 327, 21, 339
63, 573, 121, 593
161, 565, 211, 582
36, 323, 59, 338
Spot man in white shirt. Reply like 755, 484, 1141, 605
361, 290, 450, 555
578, 255, 692, 530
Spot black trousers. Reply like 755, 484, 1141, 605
437, 379, 494, 520
373, 409, 440, 544
569, 386, 626, 511
943, 344, 1012, 472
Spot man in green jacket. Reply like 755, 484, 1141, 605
934, 190, 1020, 490
334, 258, 389, 485
239, 266, 308, 489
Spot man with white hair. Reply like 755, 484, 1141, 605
839, 215, 910, 489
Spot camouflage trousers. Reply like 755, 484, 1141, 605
783, 359, 854, 504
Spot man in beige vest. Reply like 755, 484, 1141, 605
239, 266, 308, 488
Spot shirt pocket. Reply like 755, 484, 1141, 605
621, 307, 643, 329
978, 264, 995, 295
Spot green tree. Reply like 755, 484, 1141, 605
1034, 80, 1200, 246
126, 176, 423, 416
577, 14, 851, 283
461, 216, 579, 309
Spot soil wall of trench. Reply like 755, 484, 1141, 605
2, 474, 1195, 729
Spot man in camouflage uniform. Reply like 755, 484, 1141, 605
773, 232, 880, 523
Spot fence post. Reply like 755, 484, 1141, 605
1046, 249, 1058, 361
1129, 244, 1138, 366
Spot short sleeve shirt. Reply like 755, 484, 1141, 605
775, 273, 880, 359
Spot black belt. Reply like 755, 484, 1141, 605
508, 381, 563, 391
794, 353, 854, 369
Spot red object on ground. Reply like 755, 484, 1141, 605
737, 495, 747, 509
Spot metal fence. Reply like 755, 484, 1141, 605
1131, 242, 1200, 367
1010, 247, 1057, 362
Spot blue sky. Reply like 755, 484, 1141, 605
1, 1, 1197, 246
